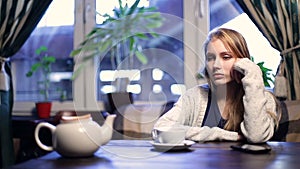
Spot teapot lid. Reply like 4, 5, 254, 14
61, 114, 91, 122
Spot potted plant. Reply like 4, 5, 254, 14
26, 46, 56, 118
70, 0, 164, 113
250, 57, 274, 88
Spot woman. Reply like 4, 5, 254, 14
154, 28, 280, 143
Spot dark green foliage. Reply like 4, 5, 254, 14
26, 46, 56, 101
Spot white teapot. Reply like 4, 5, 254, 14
34, 113, 116, 157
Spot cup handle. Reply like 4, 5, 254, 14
34, 122, 56, 151
151, 129, 157, 141
152, 129, 162, 143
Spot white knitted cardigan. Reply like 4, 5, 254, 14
154, 58, 278, 143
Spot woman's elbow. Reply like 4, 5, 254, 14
244, 129, 274, 143
240, 123, 275, 143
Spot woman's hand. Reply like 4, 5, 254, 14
231, 58, 244, 84
238, 133, 246, 141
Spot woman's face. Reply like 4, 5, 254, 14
205, 39, 237, 86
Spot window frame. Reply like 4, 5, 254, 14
12, 0, 209, 114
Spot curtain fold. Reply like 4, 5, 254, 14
236, 0, 300, 100
0, 0, 52, 167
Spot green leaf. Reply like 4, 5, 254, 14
43, 56, 56, 63
129, 37, 134, 51
254, 60, 274, 87
135, 51, 148, 64
70, 49, 82, 57
135, 33, 148, 39
99, 40, 112, 52
26, 71, 33, 77
30, 63, 42, 72
149, 32, 159, 37
127, 0, 140, 15
71, 62, 86, 80
35, 46, 48, 55
144, 12, 161, 19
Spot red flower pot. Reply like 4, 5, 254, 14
36, 102, 52, 118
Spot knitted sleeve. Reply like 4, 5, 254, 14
234, 58, 278, 143
153, 86, 239, 142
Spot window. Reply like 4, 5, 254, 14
11, 0, 280, 114
221, 13, 280, 84
11, 0, 74, 102
96, 0, 184, 102
209, 0, 280, 87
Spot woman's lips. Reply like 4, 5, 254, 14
213, 73, 224, 79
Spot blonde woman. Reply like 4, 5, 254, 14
154, 28, 280, 143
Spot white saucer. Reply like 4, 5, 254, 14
150, 140, 195, 151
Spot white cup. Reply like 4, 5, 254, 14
152, 127, 185, 144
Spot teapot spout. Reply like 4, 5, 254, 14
100, 114, 117, 145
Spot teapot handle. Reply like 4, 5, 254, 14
34, 122, 56, 151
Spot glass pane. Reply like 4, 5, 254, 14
96, 0, 184, 102
210, 0, 280, 87
11, 0, 74, 102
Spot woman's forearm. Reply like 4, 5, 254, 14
234, 58, 277, 143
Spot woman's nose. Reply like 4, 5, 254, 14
213, 57, 221, 68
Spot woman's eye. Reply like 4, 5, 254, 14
222, 55, 232, 60
206, 54, 215, 61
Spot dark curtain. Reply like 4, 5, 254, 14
0, 0, 52, 167
236, 0, 300, 100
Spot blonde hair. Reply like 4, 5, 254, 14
203, 28, 280, 131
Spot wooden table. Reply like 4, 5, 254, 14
8, 140, 300, 169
